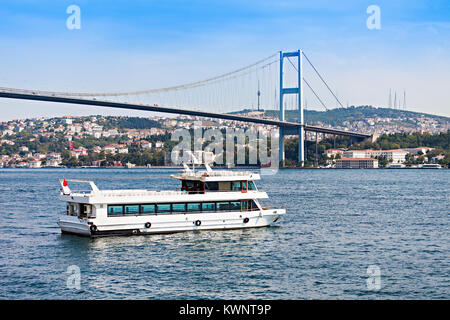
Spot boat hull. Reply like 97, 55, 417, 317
58, 209, 284, 237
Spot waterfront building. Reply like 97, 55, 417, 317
336, 158, 378, 169
29, 160, 42, 168
343, 149, 408, 163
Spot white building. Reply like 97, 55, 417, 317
342, 150, 367, 159
344, 149, 409, 163
104, 145, 116, 154
325, 149, 344, 158
29, 160, 42, 168
141, 141, 152, 149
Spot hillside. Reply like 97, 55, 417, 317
235, 106, 449, 134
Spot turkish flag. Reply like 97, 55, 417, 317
61, 178, 71, 194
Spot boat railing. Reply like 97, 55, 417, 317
65, 189, 264, 197
181, 189, 261, 194
173, 170, 257, 178
258, 200, 283, 210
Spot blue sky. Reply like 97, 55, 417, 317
0, 0, 449, 120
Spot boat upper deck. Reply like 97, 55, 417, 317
59, 166, 266, 204
61, 188, 268, 204
171, 170, 260, 182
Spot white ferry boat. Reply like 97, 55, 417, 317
419, 164, 442, 169
57, 164, 286, 237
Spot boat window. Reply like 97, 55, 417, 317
182, 180, 195, 191
157, 204, 171, 214
182, 180, 204, 194
231, 181, 241, 191
242, 181, 247, 191
172, 203, 186, 213
218, 182, 232, 191
202, 202, 215, 212
141, 204, 156, 214
217, 202, 230, 211
108, 205, 123, 216
125, 205, 139, 215
230, 201, 241, 211
241, 200, 250, 211
205, 182, 218, 191
187, 203, 201, 212
248, 181, 256, 190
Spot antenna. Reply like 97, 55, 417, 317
394, 91, 397, 109
389, 89, 392, 108
403, 91, 406, 110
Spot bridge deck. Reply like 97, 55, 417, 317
0, 91, 371, 139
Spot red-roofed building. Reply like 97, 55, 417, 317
336, 158, 378, 169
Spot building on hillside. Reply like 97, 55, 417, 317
92, 146, 102, 153
46, 159, 61, 167
342, 150, 367, 158
402, 147, 434, 155
117, 146, 129, 154
140, 140, 152, 149
336, 158, 378, 169
325, 149, 344, 158
70, 147, 88, 159
103, 145, 116, 154
29, 160, 42, 168
344, 149, 408, 163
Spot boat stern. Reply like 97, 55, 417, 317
58, 215, 91, 236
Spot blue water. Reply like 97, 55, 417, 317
0, 168, 448, 299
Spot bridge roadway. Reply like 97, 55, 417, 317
0, 91, 371, 139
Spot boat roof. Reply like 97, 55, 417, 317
170, 170, 260, 182
61, 188, 268, 204
170, 163, 261, 182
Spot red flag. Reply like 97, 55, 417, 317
61, 178, 71, 194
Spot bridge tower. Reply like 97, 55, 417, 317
279, 50, 304, 167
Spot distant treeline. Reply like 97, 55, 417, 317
372, 131, 449, 151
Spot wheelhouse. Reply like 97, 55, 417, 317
180, 180, 257, 194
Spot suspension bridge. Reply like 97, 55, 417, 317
0, 50, 371, 166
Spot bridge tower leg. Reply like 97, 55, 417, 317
279, 51, 285, 167
279, 50, 304, 167
298, 49, 305, 167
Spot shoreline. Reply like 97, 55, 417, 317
0, 166, 447, 170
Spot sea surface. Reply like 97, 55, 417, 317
0, 168, 448, 299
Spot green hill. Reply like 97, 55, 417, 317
261, 106, 449, 126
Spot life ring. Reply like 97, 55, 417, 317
195, 220, 201, 226
202, 173, 209, 177
90, 225, 97, 232
145, 222, 151, 228
243, 217, 249, 223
